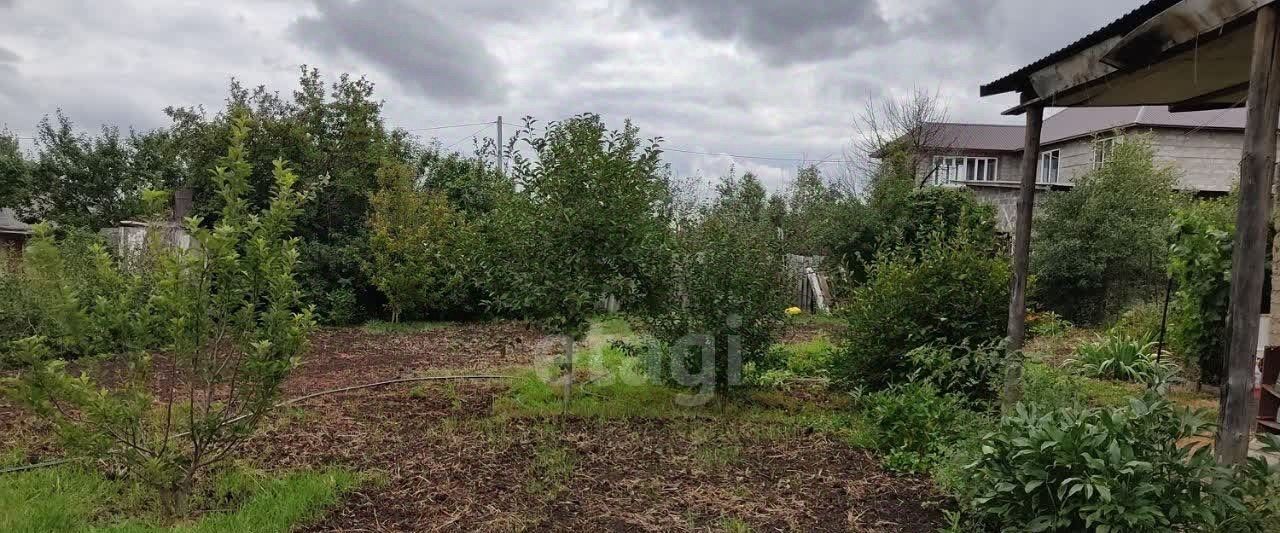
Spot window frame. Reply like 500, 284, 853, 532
930, 155, 999, 185
1093, 137, 1118, 168
1039, 149, 1061, 184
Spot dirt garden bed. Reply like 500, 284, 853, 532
2, 321, 945, 532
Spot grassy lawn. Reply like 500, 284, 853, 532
0, 464, 359, 533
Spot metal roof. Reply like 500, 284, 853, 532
981, 0, 1184, 97
0, 208, 33, 235
925, 105, 1248, 152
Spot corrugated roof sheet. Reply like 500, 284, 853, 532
928, 123, 1026, 152
926, 106, 1248, 152
981, 0, 1183, 96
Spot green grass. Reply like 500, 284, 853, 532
591, 315, 633, 337
785, 313, 844, 328
0, 464, 360, 532
768, 336, 835, 377
361, 320, 450, 335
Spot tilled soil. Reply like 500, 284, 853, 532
249, 382, 944, 532
3, 321, 945, 532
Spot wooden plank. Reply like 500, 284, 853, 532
1218, 3, 1280, 467
1002, 95, 1044, 411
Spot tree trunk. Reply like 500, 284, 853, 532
562, 335, 574, 411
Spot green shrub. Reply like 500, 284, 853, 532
1031, 136, 1182, 324
1027, 311, 1072, 338
905, 340, 1006, 405
831, 236, 1009, 391
1106, 301, 1164, 342
961, 395, 1259, 532
1168, 194, 1236, 385
1066, 334, 1177, 384
4, 115, 315, 518
856, 382, 983, 473
644, 172, 787, 397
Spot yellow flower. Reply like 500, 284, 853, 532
785, 307, 803, 316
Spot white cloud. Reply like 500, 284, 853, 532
0, 0, 1147, 191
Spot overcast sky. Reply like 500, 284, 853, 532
0, 0, 1143, 191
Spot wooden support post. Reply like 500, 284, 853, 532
1002, 96, 1044, 412
1218, 3, 1280, 466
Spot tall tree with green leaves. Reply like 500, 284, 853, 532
24, 112, 146, 229
0, 131, 27, 209
488, 114, 672, 403
1032, 136, 1183, 323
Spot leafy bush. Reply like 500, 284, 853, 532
961, 395, 1256, 532
905, 340, 1006, 405
645, 173, 787, 396
1106, 301, 1164, 343
1066, 334, 1177, 384
366, 162, 473, 322
1, 227, 159, 362
831, 236, 1009, 391
1031, 136, 1182, 324
1168, 194, 1236, 385
826, 182, 1000, 286
856, 382, 983, 473
4, 115, 315, 517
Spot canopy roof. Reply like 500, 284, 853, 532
982, 0, 1272, 115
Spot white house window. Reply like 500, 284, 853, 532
1094, 137, 1118, 168
931, 156, 998, 185
1039, 150, 1060, 183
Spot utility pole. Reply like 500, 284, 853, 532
496, 115, 504, 177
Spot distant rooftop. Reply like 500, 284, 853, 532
0, 208, 33, 235
926, 106, 1249, 152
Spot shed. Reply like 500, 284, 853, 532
981, 0, 1279, 464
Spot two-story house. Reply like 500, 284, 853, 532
920, 106, 1246, 230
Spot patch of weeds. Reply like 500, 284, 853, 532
692, 444, 741, 469
0, 464, 359, 532
361, 320, 449, 335
719, 517, 754, 532
524, 428, 574, 500
407, 384, 429, 399
591, 315, 633, 337
496, 371, 692, 419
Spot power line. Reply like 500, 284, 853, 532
403, 120, 495, 133
440, 124, 492, 152
662, 146, 852, 165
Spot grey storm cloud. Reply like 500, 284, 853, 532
630, 0, 889, 65
291, 0, 506, 105
0, 47, 19, 63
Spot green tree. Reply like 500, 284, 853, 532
0, 131, 28, 209
488, 114, 672, 401
365, 163, 471, 322
1032, 136, 1182, 323
781, 165, 840, 256
645, 173, 787, 397
24, 112, 147, 229
4, 114, 315, 517
162, 67, 424, 323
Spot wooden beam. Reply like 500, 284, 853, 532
1218, 3, 1280, 466
1167, 81, 1250, 113
1002, 94, 1044, 411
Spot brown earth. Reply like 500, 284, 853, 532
2, 321, 945, 532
